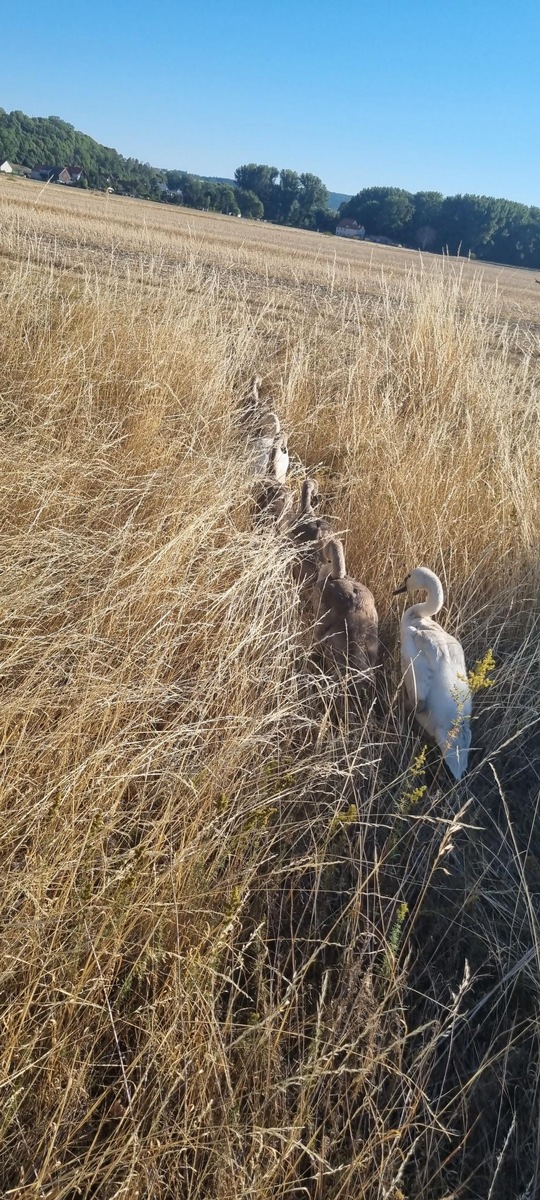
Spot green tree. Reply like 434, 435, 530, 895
481, 200, 530, 263
234, 163, 278, 212
313, 206, 338, 233
236, 189, 264, 219
297, 172, 329, 226
340, 187, 414, 240
166, 171, 184, 192
500, 218, 540, 268
212, 183, 240, 215
275, 169, 300, 223
439, 194, 512, 257
410, 192, 443, 247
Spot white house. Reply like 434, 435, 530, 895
336, 218, 365, 239
0, 160, 14, 174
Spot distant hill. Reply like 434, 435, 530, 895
202, 176, 237, 186
328, 191, 351, 211
0, 108, 165, 195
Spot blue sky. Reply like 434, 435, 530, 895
2, 0, 539, 204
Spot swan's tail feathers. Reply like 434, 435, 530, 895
439, 718, 472, 781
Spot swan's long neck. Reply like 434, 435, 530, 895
408, 574, 444, 619
300, 480, 317, 516
326, 539, 346, 579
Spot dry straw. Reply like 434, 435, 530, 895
0, 178, 539, 1198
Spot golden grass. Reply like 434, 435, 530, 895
0, 178, 539, 1199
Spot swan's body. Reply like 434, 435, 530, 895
287, 478, 334, 592
394, 567, 472, 780
250, 411, 283, 477
312, 538, 379, 686
254, 481, 294, 527
266, 432, 289, 484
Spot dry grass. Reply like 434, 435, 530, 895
0, 179, 539, 1199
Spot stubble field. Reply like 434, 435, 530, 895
0, 174, 539, 1199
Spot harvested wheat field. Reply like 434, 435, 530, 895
0, 175, 539, 1199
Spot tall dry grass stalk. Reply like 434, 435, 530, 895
0, 190, 539, 1199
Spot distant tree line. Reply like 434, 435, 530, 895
338, 186, 540, 267
160, 171, 264, 218
2, 110, 540, 268
233, 164, 330, 229
162, 165, 330, 226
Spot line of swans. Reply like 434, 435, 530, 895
245, 376, 472, 781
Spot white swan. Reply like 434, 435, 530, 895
393, 567, 472, 780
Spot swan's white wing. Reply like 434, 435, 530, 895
401, 620, 437, 705
401, 618, 469, 706
436, 629, 467, 674
412, 621, 467, 671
